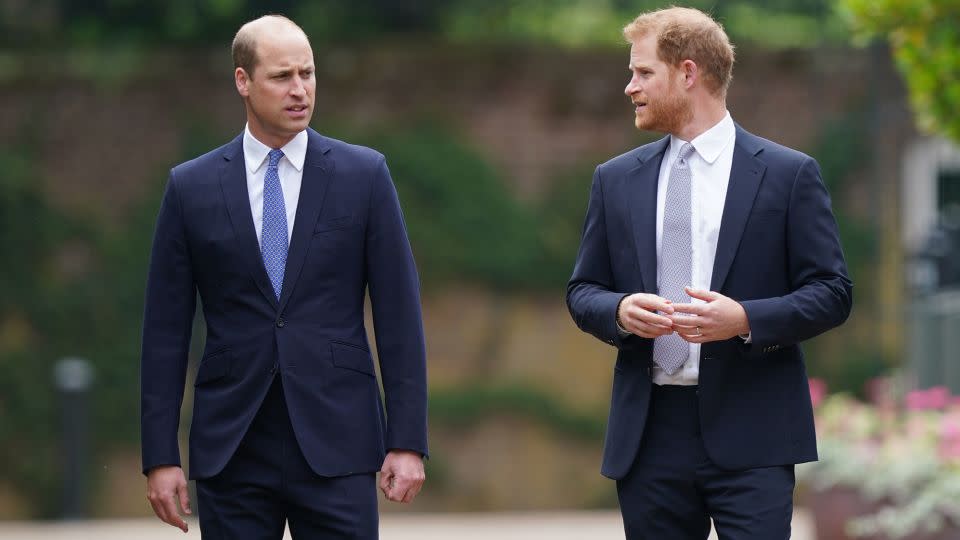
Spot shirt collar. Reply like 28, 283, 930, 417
668, 111, 735, 165
243, 124, 308, 174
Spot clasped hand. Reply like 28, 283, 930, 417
617, 287, 749, 343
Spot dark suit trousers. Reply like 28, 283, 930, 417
196, 377, 378, 540
616, 385, 795, 540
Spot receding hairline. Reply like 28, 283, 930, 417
232, 15, 310, 76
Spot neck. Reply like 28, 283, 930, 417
246, 118, 297, 149
673, 97, 726, 142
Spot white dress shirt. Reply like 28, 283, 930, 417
243, 125, 308, 246
652, 112, 736, 385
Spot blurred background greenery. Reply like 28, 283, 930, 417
1, 0, 958, 524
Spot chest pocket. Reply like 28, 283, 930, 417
314, 216, 356, 234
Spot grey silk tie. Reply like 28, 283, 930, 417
653, 142, 695, 375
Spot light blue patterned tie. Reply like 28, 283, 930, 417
654, 143, 695, 375
261, 149, 288, 300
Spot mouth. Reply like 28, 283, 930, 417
633, 101, 647, 113
286, 104, 309, 117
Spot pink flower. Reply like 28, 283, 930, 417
809, 378, 827, 408
905, 386, 951, 410
939, 416, 960, 461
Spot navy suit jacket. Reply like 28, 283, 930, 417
567, 126, 852, 479
141, 128, 428, 480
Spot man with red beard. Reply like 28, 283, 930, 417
567, 7, 851, 539
141, 15, 427, 539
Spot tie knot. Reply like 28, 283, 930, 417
268, 149, 284, 168
678, 143, 695, 162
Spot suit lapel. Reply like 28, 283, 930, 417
710, 126, 767, 291
219, 135, 280, 309
628, 137, 670, 293
278, 130, 333, 312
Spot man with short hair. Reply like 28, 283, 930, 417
141, 15, 427, 539
567, 7, 852, 539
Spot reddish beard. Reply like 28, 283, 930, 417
635, 86, 692, 135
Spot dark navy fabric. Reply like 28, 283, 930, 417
567, 125, 852, 479
197, 378, 378, 540
141, 128, 427, 482
616, 385, 794, 540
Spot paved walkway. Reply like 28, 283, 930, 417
0, 510, 814, 539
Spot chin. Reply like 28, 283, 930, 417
634, 117, 656, 132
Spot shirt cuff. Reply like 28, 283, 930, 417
615, 294, 632, 337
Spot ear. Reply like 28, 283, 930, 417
235, 68, 250, 97
679, 59, 698, 89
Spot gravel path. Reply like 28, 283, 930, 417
0, 510, 814, 539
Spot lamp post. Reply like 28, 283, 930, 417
53, 356, 94, 520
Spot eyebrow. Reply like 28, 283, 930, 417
267, 64, 315, 76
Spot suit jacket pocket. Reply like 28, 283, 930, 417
330, 341, 375, 376
195, 348, 231, 386
314, 216, 356, 234
750, 205, 786, 219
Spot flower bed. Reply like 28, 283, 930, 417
799, 381, 960, 539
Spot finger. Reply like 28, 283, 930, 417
401, 485, 419, 503
668, 313, 702, 327
670, 303, 706, 316
379, 472, 393, 495
161, 495, 187, 532
629, 294, 674, 314
678, 330, 711, 343
670, 318, 698, 329
685, 287, 720, 302
148, 497, 169, 524
630, 321, 673, 338
630, 307, 673, 327
387, 479, 406, 502
394, 483, 414, 503
177, 483, 192, 516
673, 325, 698, 336
400, 473, 425, 503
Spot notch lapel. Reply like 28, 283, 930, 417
277, 131, 333, 312
710, 127, 767, 292
628, 137, 670, 293
219, 135, 280, 309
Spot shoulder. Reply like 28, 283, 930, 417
596, 136, 669, 177
737, 127, 814, 169
169, 135, 241, 181
309, 130, 385, 168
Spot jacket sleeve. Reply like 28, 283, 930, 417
567, 167, 647, 350
140, 171, 196, 474
365, 156, 429, 457
739, 157, 853, 357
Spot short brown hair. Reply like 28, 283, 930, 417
623, 7, 735, 97
231, 15, 304, 78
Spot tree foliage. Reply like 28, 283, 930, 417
839, 0, 960, 143
3, 0, 845, 50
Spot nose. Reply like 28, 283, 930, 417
290, 76, 306, 97
624, 74, 640, 97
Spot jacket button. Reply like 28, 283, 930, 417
276, 318, 285, 328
